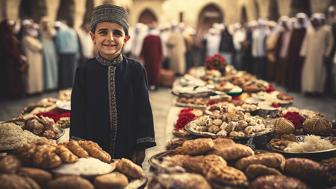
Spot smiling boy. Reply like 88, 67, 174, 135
70, 4, 156, 165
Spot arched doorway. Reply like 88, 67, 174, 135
196, 3, 223, 45
138, 9, 157, 25
240, 6, 248, 24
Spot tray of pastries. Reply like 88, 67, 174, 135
175, 95, 232, 109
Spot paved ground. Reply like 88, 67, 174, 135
0, 86, 335, 170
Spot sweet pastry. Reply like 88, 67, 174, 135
116, 158, 144, 179
18, 167, 52, 187
94, 172, 128, 189
235, 152, 285, 171
174, 138, 215, 155
206, 164, 247, 186
0, 174, 41, 189
78, 140, 111, 162
0, 155, 21, 174
166, 138, 186, 150
148, 173, 211, 189
284, 158, 325, 182
56, 145, 78, 163
273, 118, 295, 135
213, 143, 254, 161
66, 140, 89, 158
47, 176, 94, 189
321, 157, 336, 186
250, 175, 311, 189
245, 164, 282, 180
303, 117, 332, 135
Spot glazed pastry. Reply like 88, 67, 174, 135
0, 155, 21, 174
213, 143, 254, 161
285, 158, 325, 182
18, 167, 52, 187
235, 152, 285, 171
47, 176, 94, 189
56, 145, 78, 163
116, 158, 144, 179
0, 174, 41, 189
250, 175, 311, 189
321, 157, 336, 186
206, 164, 247, 186
40, 151, 62, 169
148, 173, 211, 189
94, 172, 128, 189
78, 141, 111, 162
66, 140, 89, 158
245, 164, 282, 180
174, 138, 214, 155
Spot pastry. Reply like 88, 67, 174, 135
47, 176, 94, 189
18, 167, 52, 187
56, 145, 78, 163
94, 172, 128, 189
250, 175, 311, 189
174, 138, 214, 155
78, 140, 111, 162
206, 164, 247, 186
116, 158, 144, 179
303, 117, 332, 135
0, 155, 21, 174
148, 173, 211, 189
273, 118, 295, 135
245, 164, 282, 180
66, 140, 89, 158
235, 152, 285, 171
213, 143, 254, 161
321, 157, 336, 186
285, 158, 325, 182
0, 174, 41, 189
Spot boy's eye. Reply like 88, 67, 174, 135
113, 30, 123, 37
98, 30, 108, 35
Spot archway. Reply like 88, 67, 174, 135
138, 9, 157, 25
240, 6, 248, 24
196, 3, 224, 45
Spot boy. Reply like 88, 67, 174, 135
70, 4, 156, 165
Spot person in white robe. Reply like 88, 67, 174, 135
167, 24, 186, 75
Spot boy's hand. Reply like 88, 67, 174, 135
132, 150, 146, 165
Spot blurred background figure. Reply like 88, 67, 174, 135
39, 17, 58, 91
167, 23, 186, 75
0, 19, 26, 99
21, 20, 43, 95
141, 22, 163, 90
77, 22, 94, 65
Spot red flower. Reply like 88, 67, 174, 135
283, 111, 305, 129
175, 108, 196, 130
265, 84, 276, 93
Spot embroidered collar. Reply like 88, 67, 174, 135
96, 53, 123, 66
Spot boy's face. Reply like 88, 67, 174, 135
90, 22, 130, 60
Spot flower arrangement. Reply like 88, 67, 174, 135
205, 54, 227, 74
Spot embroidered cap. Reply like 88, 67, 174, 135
90, 4, 129, 33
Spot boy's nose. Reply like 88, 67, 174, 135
107, 32, 114, 41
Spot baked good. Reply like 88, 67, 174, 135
116, 158, 144, 179
206, 164, 247, 186
56, 145, 78, 163
321, 157, 336, 186
273, 118, 295, 135
94, 172, 128, 189
235, 152, 285, 171
250, 175, 310, 189
245, 164, 282, 180
213, 138, 235, 145
0, 155, 21, 174
18, 167, 52, 187
66, 140, 89, 158
148, 173, 211, 189
0, 174, 41, 189
213, 143, 254, 161
174, 138, 214, 155
285, 158, 325, 182
47, 176, 94, 189
303, 117, 332, 135
78, 141, 111, 162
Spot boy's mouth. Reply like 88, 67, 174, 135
103, 44, 116, 47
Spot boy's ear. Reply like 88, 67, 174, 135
124, 35, 130, 43
90, 31, 95, 43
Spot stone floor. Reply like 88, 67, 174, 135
0, 86, 336, 170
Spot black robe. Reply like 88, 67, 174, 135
70, 54, 156, 159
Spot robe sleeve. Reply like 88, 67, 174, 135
70, 66, 88, 139
325, 28, 334, 57
134, 64, 156, 150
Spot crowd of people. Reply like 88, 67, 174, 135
1, 7, 336, 99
